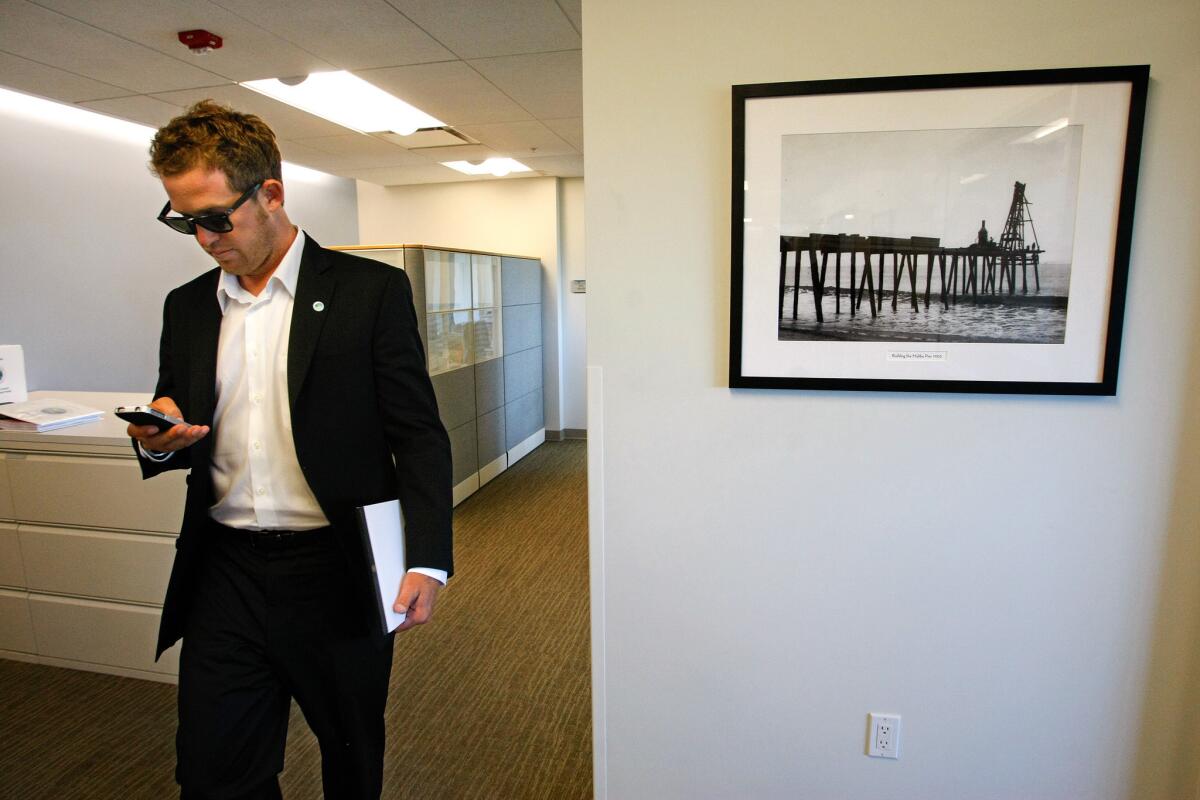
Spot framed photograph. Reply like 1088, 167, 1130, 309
730, 65, 1148, 394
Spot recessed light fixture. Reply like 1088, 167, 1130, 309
240, 71, 443, 135
441, 158, 532, 177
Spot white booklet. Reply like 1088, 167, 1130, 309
0, 397, 103, 431
0, 345, 28, 404
355, 499, 407, 635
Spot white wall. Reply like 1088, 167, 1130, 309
0, 89, 358, 393
561, 177, 587, 431
585, 1, 1200, 799
357, 176, 584, 432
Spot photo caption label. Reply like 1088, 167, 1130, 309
887, 350, 947, 363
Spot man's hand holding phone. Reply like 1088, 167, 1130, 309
123, 397, 209, 453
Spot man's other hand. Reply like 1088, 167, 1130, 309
393, 571, 442, 633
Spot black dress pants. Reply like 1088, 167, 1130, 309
177, 523, 394, 800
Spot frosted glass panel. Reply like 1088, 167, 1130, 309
472, 254, 501, 308
473, 308, 502, 362
425, 250, 472, 311
426, 311, 472, 376
353, 248, 406, 270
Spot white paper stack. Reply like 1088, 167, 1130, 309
0, 397, 103, 431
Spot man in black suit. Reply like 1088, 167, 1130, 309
127, 100, 453, 800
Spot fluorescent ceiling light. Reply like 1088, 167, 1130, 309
442, 158, 532, 177
0, 87, 338, 182
0, 86, 154, 145
241, 72, 443, 135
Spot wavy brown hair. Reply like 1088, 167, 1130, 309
149, 100, 282, 193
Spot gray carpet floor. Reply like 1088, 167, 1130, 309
0, 440, 591, 799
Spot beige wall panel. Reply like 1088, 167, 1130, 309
0, 455, 14, 520
28, 594, 178, 675
0, 522, 25, 588
19, 525, 174, 605
8, 454, 185, 533
0, 588, 34, 653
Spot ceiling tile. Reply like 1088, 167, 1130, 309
286, 132, 432, 169
454, 119, 576, 158
276, 138, 336, 166
555, 0, 581, 33
345, 163, 476, 186
150, 84, 350, 139
210, 0, 454, 70
468, 50, 580, 119
356, 62, 532, 126
0, 0, 229, 93
386, 0, 580, 59
2, 0, 586, 186
542, 116, 581, 150
523, 153, 583, 177
0, 51, 128, 102
28, 0, 336, 81
78, 94, 182, 129
412, 144, 499, 163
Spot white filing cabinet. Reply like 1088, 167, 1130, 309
0, 391, 185, 683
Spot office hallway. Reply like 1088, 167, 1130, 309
0, 439, 591, 800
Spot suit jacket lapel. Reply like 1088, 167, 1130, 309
190, 273, 222, 427
288, 235, 337, 413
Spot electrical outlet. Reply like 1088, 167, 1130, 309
867, 713, 901, 759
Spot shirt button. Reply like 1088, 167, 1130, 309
256, 487, 266, 496
253, 441, 262, 450
253, 394, 262, 404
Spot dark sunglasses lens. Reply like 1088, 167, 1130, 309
162, 216, 197, 235
193, 214, 234, 234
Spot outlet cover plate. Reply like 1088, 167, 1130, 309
867, 713, 901, 759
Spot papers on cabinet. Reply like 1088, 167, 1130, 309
0, 397, 103, 431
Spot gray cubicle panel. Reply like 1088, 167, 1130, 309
335, 245, 544, 505
402, 246, 429, 348
475, 357, 506, 469
501, 257, 544, 454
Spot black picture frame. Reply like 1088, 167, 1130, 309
730, 65, 1149, 395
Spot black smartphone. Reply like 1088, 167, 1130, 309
115, 405, 186, 431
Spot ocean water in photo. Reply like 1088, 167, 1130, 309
778, 262, 1070, 344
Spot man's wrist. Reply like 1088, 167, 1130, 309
138, 442, 174, 462
407, 567, 447, 585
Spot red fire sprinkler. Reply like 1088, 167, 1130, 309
177, 29, 223, 54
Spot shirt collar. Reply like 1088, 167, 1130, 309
216, 229, 306, 312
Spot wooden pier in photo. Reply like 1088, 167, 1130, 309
778, 181, 1047, 323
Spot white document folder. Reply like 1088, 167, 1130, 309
355, 499, 407, 635
0, 345, 28, 404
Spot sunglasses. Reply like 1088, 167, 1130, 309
157, 182, 262, 235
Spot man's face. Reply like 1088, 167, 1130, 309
161, 167, 278, 279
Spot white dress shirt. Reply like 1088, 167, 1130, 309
149, 229, 445, 583
210, 230, 325, 530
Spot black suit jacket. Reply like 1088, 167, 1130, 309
139, 235, 453, 658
